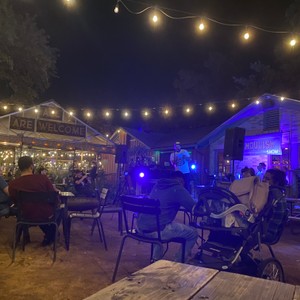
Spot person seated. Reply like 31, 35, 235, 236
241, 166, 255, 178
0, 174, 12, 217
261, 168, 287, 243
73, 169, 94, 197
136, 171, 198, 262
8, 156, 60, 246
37, 166, 61, 193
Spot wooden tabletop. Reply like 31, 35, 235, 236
84, 260, 299, 300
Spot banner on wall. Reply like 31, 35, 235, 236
244, 133, 282, 155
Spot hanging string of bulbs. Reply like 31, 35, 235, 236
0, 95, 288, 122
113, 0, 298, 47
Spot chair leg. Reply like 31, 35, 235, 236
112, 235, 128, 283
181, 241, 186, 263
91, 219, 96, 236
66, 217, 71, 251
12, 224, 22, 262
52, 224, 58, 262
96, 219, 107, 250
118, 211, 123, 236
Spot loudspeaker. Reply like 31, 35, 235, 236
223, 127, 245, 161
115, 145, 128, 163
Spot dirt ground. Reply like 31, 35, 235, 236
0, 212, 300, 300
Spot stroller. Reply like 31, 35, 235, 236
190, 182, 288, 282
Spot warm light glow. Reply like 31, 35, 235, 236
86, 112, 91, 118
255, 100, 260, 104
63, 0, 76, 8
18, 107, 22, 112
208, 106, 213, 111
243, 32, 250, 40
280, 96, 285, 101
183, 106, 193, 115
51, 110, 55, 115
150, 11, 161, 26
122, 110, 131, 119
34, 108, 39, 113
142, 109, 151, 118
231, 103, 236, 108
69, 111, 74, 116
198, 21, 206, 32
3, 105, 7, 110
105, 111, 111, 117
114, 3, 119, 14
289, 38, 297, 47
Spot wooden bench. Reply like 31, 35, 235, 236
84, 260, 299, 300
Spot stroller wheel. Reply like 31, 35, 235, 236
257, 258, 285, 282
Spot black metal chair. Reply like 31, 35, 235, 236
66, 188, 107, 251
12, 191, 60, 263
97, 189, 123, 235
112, 195, 186, 282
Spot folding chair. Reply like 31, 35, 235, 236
66, 188, 107, 251
112, 195, 186, 282
94, 188, 123, 235
12, 191, 60, 263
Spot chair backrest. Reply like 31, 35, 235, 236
95, 188, 109, 213
99, 188, 109, 202
120, 195, 161, 239
16, 191, 59, 223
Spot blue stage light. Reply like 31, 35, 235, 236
191, 164, 196, 170
139, 172, 145, 178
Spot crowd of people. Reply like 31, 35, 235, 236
0, 148, 289, 263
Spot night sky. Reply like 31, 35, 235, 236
17, 0, 295, 128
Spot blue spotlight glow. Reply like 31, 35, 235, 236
139, 172, 145, 178
190, 164, 196, 170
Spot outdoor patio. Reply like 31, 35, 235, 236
0, 211, 300, 300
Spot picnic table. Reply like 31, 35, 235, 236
84, 259, 300, 300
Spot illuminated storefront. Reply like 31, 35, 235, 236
196, 94, 300, 196
0, 101, 115, 182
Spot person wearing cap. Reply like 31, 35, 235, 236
170, 142, 191, 191
9, 156, 60, 246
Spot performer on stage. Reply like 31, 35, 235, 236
170, 142, 191, 192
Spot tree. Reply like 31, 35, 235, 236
0, 0, 57, 104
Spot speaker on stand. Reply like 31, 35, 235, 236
223, 127, 246, 177
114, 145, 129, 204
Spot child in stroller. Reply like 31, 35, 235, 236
191, 169, 288, 282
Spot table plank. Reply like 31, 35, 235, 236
192, 271, 296, 300
294, 285, 300, 300
85, 260, 219, 300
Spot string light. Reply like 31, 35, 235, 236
122, 110, 131, 119
289, 38, 297, 47
243, 31, 250, 40
115, 0, 296, 47
104, 110, 111, 118
114, 1, 120, 13
0, 95, 290, 121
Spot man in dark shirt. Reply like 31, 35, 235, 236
137, 171, 198, 262
9, 156, 59, 246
